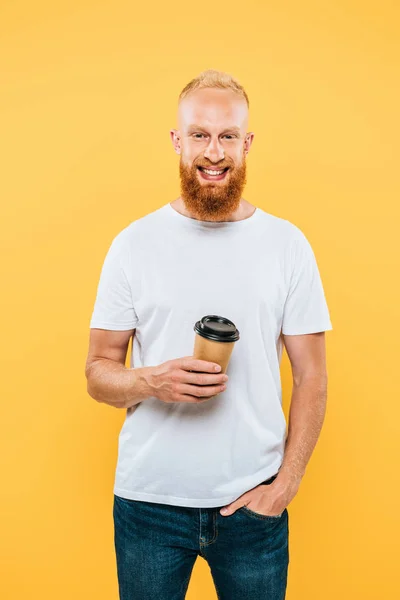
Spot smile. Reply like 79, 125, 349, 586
197, 167, 229, 180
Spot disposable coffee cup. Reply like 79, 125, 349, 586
193, 315, 240, 374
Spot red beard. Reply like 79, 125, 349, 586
178, 153, 247, 221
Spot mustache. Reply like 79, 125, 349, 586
195, 163, 231, 170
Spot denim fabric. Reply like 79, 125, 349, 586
113, 474, 289, 599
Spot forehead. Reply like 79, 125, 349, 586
178, 88, 248, 132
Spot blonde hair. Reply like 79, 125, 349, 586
178, 69, 249, 108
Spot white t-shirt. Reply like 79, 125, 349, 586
89, 202, 333, 508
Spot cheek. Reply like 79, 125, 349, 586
180, 153, 195, 170
183, 149, 201, 167
228, 150, 241, 164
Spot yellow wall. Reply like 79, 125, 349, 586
1, 1, 399, 598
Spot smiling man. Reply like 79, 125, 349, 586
173, 84, 253, 221
86, 69, 333, 600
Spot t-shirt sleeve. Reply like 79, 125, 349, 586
89, 233, 139, 330
281, 229, 333, 335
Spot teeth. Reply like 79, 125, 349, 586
201, 168, 225, 175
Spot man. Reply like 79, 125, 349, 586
85, 69, 333, 600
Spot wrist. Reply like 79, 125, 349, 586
276, 466, 303, 488
123, 366, 157, 408
140, 366, 158, 398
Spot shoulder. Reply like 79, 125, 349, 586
257, 208, 309, 247
107, 206, 164, 252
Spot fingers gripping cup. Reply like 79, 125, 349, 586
193, 315, 240, 374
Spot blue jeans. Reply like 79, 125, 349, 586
113, 474, 289, 599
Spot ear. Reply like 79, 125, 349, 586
244, 132, 255, 154
170, 129, 181, 154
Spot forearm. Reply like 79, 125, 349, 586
277, 376, 328, 485
86, 359, 154, 409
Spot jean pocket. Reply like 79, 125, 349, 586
240, 505, 284, 520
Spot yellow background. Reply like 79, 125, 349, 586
1, 1, 399, 598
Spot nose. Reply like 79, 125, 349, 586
203, 137, 225, 162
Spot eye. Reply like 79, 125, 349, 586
191, 133, 236, 139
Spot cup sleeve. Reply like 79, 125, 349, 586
281, 230, 333, 335
89, 234, 139, 331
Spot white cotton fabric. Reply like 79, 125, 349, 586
89, 202, 333, 507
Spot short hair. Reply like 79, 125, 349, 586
178, 69, 249, 108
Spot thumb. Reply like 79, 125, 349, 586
220, 505, 233, 516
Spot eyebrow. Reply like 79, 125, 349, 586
187, 124, 241, 135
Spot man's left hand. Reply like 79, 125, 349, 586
220, 474, 301, 517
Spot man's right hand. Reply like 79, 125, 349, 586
146, 356, 229, 404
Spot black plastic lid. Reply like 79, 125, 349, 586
194, 315, 240, 343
